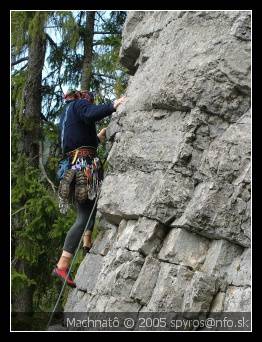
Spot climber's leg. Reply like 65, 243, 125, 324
57, 251, 72, 269
83, 230, 92, 249
62, 199, 96, 254
82, 199, 97, 253
53, 199, 96, 287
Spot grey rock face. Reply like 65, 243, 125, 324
182, 271, 218, 312
143, 263, 194, 312
224, 286, 251, 312
115, 217, 166, 255
130, 256, 161, 305
65, 10, 251, 321
201, 240, 243, 280
158, 228, 210, 269
74, 254, 104, 292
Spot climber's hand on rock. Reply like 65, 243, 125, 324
99, 127, 106, 136
97, 127, 107, 143
113, 96, 126, 109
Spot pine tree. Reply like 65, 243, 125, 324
12, 11, 48, 313
81, 11, 96, 90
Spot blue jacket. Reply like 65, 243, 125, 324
59, 99, 116, 153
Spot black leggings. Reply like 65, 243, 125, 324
63, 198, 97, 254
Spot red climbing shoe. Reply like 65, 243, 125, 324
52, 267, 76, 288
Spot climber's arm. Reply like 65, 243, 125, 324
77, 100, 116, 123
77, 96, 126, 124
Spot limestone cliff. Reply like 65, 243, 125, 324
65, 11, 251, 317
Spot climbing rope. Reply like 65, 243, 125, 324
46, 188, 101, 330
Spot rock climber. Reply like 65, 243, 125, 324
52, 89, 126, 287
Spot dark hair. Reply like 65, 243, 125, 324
64, 89, 81, 100
64, 89, 95, 103
79, 90, 95, 103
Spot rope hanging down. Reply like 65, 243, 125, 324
46, 188, 101, 330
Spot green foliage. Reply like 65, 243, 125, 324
11, 11, 31, 52
101, 11, 127, 33
91, 12, 128, 99
63, 14, 80, 49
55, 11, 81, 50
12, 268, 37, 292
11, 153, 76, 309
11, 11, 49, 61
28, 12, 49, 41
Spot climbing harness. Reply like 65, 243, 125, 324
46, 188, 101, 331
58, 147, 103, 214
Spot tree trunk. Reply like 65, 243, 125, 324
13, 12, 46, 314
22, 13, 46, 167
80, 11, 95, 90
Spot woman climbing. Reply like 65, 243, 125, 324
52, 89, 126, 287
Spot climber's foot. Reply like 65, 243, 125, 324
52, 266, 76, 288
82, 245, 92, 255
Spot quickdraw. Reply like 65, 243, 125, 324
71, 149, 79, 165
